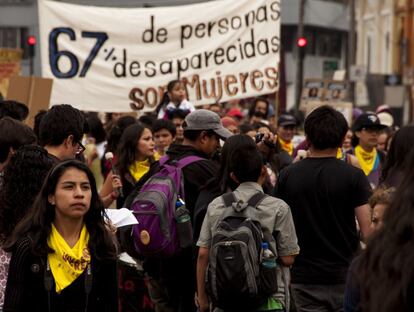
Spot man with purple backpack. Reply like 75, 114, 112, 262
125, 109, 232, 312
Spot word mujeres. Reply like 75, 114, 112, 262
129, 67, 278, 109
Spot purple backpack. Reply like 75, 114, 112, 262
131, 155, 203, 257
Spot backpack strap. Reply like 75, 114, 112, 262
219, 192, 264, 221
222, 192, 237, 208
159, 155, 169, 166
159, 155, 204, 168
246, 192, 267, 209
176, 156, 204, 168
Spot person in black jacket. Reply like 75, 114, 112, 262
3, 160, 118, 312
125, 109, 232, 312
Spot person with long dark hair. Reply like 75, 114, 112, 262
380, 125, 414, 187
117, 123, 158, 201
357, 148, 414, 312
0, 145, 54, 311
193, 134, 247, 240
3, 160, 118, 312
248, 97, 270, 124
100, 123, 159, 208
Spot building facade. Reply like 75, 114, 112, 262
356, 0, 395, 74
355, 0, 414, 123
394, 0, 414, 74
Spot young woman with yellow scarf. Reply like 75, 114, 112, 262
3, 160, 118, 312
351, 113, 387, 188
100, 122, 160, 209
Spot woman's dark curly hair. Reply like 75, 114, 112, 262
358, 148, 414, 311
0, 145, 54, 243
106, 116, 136, 155
4, 160, 117, 260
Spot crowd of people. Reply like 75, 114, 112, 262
0, 78, 414, 312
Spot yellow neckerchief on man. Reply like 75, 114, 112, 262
278, 138, 293, 156
47, 224, 90, 293
128, 153, 160, 183
336, 148, 343, 160
354, 145, 377, 176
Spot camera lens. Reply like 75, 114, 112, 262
255, 133, 264, 143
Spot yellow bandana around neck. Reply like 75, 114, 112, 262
47, 224, 90, 293
336, 148, 343, 160
278, 138, 293, 156
355, 145, 377, 176
129, 159, 151, 182
129, 153, 160, 182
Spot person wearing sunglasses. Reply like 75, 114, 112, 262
38, 104, 86, 163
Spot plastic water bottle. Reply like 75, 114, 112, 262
261, 242, 277, 269
175, 198, 193, 248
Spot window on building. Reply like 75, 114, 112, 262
281, 26, 295, 53
304, 30, 316, 56
316, 31, 342, 58
0, 27, 29, 59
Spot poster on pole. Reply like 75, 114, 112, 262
300, 79, 325, 110
325, 80, 348, 101
38, 0, 281, 112
0, 48, 22, 99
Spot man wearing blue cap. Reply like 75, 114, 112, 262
277, 113, 297, 156
350, 112, 387, 188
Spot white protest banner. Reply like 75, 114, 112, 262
38, 0, 280, 112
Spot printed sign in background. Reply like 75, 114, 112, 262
306, 101, 353, 126
0, 48, 22, 98
300, 79, 325, 110
38, 0, 281, 112
300, 79, 349, 111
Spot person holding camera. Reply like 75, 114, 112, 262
254, 123, 292, 194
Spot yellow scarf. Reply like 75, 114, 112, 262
355, 145, 377, 176
129, 153, 160, 182
47, 224, 90, 293
337, 148, 343, 160
278, 138, 293, 156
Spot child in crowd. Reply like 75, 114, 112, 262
157, 80, 195, 120
343, 186, 396, 312
369, 186, 395, 231
152, 119, 176, 156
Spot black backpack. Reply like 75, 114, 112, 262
206, 192, 278, 311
